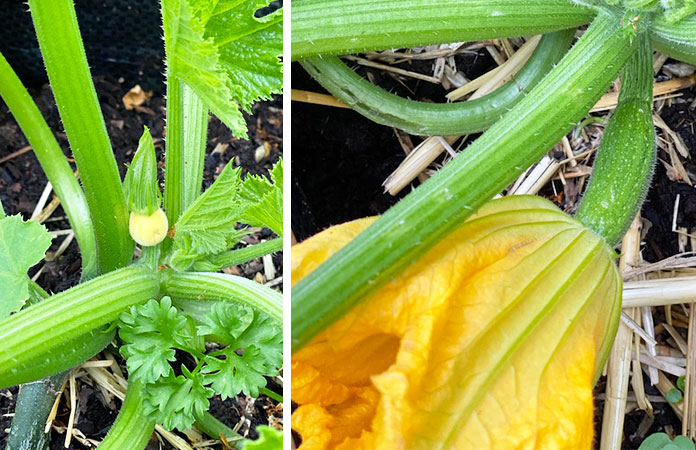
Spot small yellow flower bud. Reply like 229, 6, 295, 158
129, 208, 168, 247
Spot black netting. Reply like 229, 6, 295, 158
0, 0, 282, 93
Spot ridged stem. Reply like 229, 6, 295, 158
195, 413, 244, 449
292, 0, 594, 59
0, 266, 160, 388
300, 29, 575, 136
96, 383, 155, 450
27, 0, 132, 273
163, 76, 209, 226
292, 12, 639, 352
161, 270, 282, 323
0, 52, 98, 279
192, 237, 283, 272
576, 33, 655, 245
650, 13, 696, 65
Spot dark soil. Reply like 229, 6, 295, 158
0, 76, 283, 448
292, 50, 696, 448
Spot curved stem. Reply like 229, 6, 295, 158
301, 29, 575, 136
0, 52, 98, 279
194, 413, 244, 449
292, 0, 594, 59
650, 14, 696, 65
160, 270, 282, 323
192, 237, 283, 272
576, 33, 655, 246
292, 12, 639, 352
0, 266, 160, 388
96, 382, 155, 450
28, 0, 132, 273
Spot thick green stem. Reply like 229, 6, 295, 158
292, 0, 594, 59
97, 383, 155, 450
195, 413, 244, 449
28, 0, 132, 273
650, 13, 696, 65
163, 77, 209, 226
292, 12, 639, 352
0, 52, 97, 279
0, 266, 159, 388
192, 237, 284, 272
161, 270, 282, 323
576, 34, 655, 246
301, 29, 575, 136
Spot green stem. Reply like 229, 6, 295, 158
259, 387, 283, 403
195, 413, 244, 449
301, 29, 575, 136
650, 13, 696, 65
140, 246, 161, 270
292, 0, 594, 59
0, 52, 98, 279
0, 266, 159, 388
576, 33, 655, 245
192, 237, 283, 272
97, 383, 155, 450
27, 0, 132, 273
163, 77, 209, 226
160, 270, 282, 323
292, 12, 639, 352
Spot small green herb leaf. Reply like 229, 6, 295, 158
678, 376, 686, 392
638, 433, 695, 450
239, 159, 283, 236
119, 297, 193, 383
243, 425, 283, 450
198, 302, 282, 398
0, 215, 52, 318
143, 367, 214, 431
666, 388, 684, 404
163, 0, 282, 138
123, 126, 161, 215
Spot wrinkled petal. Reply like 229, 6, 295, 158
292, 195, 621, 450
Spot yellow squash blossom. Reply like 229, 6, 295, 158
292, 195, 622, 450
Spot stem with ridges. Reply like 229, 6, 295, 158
292, 11, 639, 352
193, 237, 283, 272
576, 33, 655, 246
195, 413, 244, 449
650, 13, 696, 65
300, 29, 575, 136
0, 52, 97, 279
0, 266, 160, 388
163, 77, 209, 226
292, 0, 594, 59
28, 0, 132, 273
96, 382, 155, 450
161, 270, 282, 323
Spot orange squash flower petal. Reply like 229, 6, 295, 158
292, 195, 621, 450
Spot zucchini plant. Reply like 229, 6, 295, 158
290, 0, 692, 448
0, 0, 282, 449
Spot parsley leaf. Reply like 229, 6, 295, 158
142, 367, 214, 431
119, 297, 194, 383
198, 302, 282, 398
0, 215, 52, 318
162, 0, 282, 138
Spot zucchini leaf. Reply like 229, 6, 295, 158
170, 159, 283, 270
0, 215, 52, 318
162, 0, 283, 138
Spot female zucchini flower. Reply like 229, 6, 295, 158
291, 195, 622, 450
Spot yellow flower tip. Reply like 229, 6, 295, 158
128, 208, 168, 246
292, 195, 622, 450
